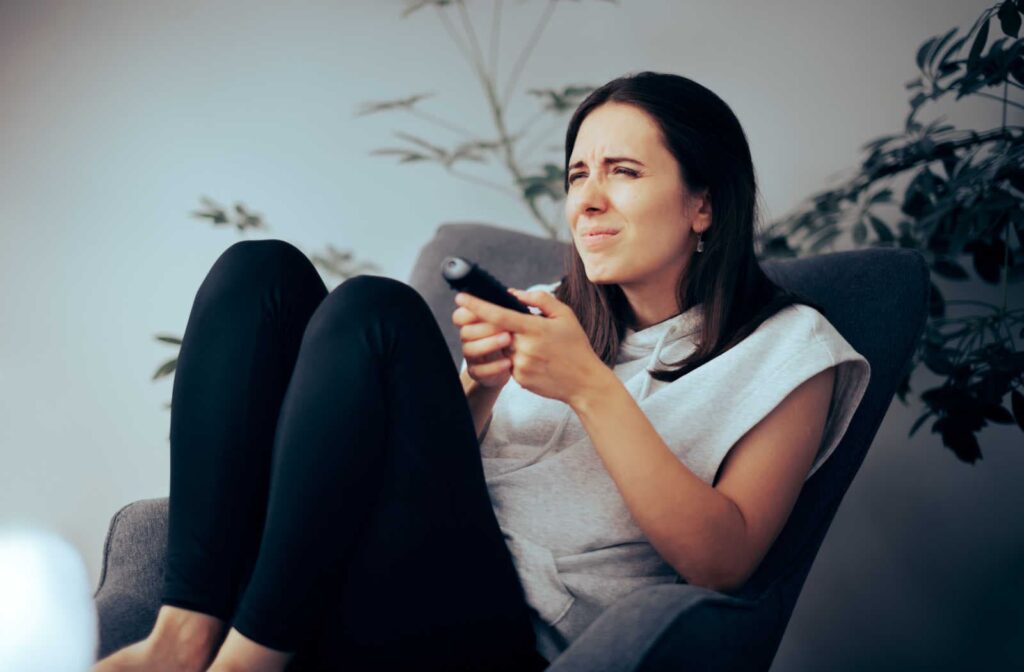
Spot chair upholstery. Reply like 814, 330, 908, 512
94, 222, 929, 670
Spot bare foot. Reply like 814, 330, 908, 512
92, 637, 150, 672
207, 627, 294, 672
93, 605, 227, 672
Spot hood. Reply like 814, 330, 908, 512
619, 302, 704, 400
509, 286, 703, 471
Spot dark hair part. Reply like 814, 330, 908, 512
555, 70, 823, 382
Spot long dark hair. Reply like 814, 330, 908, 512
555, 71, 823, 382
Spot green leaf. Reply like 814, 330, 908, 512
968, 16, 990, 68
932, 258, 970, 280
998, 0, 1021, 37
938, 35, 969, 70
370, 148, 431, 163
809, 227, 841, 253
925, 28, 959, 70
152, 358, 177, 381
353, 92, 435, 117
933, 416, 983, 463
982, 402, 1015, 424
526, 85, 597, 113
861, 135, 903, 153
917, 34, 941, 71
867, 188, 894, 205
852, 220, 868, 245
1012, 54, 1024, 85
1012, 389, 1024, 431
909, 410, 933, 437
401, 0, 453, 18
155, 334, 182, 345
867, 214, 895, 242
969, 239, 1008, 284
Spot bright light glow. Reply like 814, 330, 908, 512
0, 527, 97, 671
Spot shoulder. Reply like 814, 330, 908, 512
757, 302, 825, 338
750, 301, 853, 361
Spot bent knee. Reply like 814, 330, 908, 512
336, 274, 426, 311
200, 238, 318, 302
218, 238, 308, 270
310, 275, 433, 333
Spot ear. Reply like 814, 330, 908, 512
694, 189, 712, 229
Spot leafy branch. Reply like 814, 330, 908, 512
758, 1, 1024, 462
151, 197, 379, 408
358, 0, 618, 239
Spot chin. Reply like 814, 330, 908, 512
584, 269, 620, 285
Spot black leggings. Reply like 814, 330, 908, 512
160, 239, 547, 671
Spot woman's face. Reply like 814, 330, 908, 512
564, 102, 708, 293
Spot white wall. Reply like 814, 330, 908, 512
2, 1, 1018, 668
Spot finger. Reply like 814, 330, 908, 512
459, 322, 505, 343
451, 306, 482, 327
454, 292, 532, 333
509, 288, 561, 318
468, 357, 511, 377
463, 331, 511, 358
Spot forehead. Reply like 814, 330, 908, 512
569, 102, 666, 162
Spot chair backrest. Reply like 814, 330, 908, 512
408, 221, 929, 649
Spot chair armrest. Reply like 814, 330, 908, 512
546, 583, 779, 672
93, 497, 169, 658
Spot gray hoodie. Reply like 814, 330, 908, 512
461, 280, 871, 661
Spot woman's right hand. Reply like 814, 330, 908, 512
452, 303, 514, 389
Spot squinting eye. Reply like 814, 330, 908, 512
568, 167, 638, 184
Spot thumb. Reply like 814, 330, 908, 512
508, 287, 560, 317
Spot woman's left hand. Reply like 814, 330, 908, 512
453, 288, 606, 405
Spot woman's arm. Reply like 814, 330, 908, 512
569, 365, 835, 592
461, 367, 503, 442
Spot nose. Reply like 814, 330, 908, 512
574, 174, 608, 217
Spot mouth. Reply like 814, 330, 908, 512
580, 228, 620, 238
580, 230, 620, 249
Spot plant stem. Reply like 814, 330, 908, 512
428, 0, 562, 236
973, 91, 1024, 112
450, 0, 557, 236
518, 115, 565, 164
1001, 78, 1010, 314
407, 108, 479, 139
513, 107, 552, 142
455, 0, 489, 82
489, 0, 502, 82
446, 167, 520, 197
435, 4, 476, 67
500, 0, 557, 110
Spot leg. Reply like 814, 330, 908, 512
223, 275, 545, 671
95, 239, 328, 672
162, 239, 328, 621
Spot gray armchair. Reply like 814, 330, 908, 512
94, 222, 929, 670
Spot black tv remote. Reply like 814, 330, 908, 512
441, 256, 532, 314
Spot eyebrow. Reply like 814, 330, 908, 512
567, 156, 646, 171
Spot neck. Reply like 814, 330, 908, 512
621, 283, 686, 331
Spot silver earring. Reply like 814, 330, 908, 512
696, 231, 704, 253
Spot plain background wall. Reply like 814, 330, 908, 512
2, 1, 1021, 669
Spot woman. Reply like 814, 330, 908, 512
95, 71, 870, 671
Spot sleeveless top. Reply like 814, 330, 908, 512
459, 280, 871, 661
